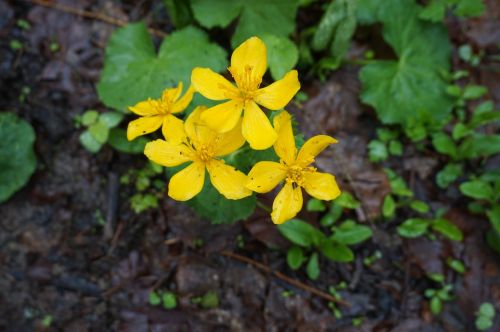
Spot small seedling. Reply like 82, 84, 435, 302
17, 19, 31, 30
475, 302, 496, 331
424, 274, 454, 315
192, 290, 219, 309
41, 315, 53, 327
149, 291, 177, 309
363, 250, 382, 266
10, 39, 23, 50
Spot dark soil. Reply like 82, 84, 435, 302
1, 0, 500, 331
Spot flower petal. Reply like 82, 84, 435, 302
185, 106, 216, 148
162, 114, 186, 144
303, 172, 341, 201
273, 111, 296, 165
214, 118, 246, 157
271, 182, 303, 224
230, 36, 267, 85
127, 115, 163, 140
191, 67, 238, 100
162, 82, 183, 103
254, 70, 300, 110
129, 99, 159, 116
168, 161, 205, 201
144, 139, 193, 167
296, 135, 338, 166
246, 161, 286, 193
172, 85, 195, 114
200, 99, 244, 133
206, 159, 252, 199
242, 102, 277, 150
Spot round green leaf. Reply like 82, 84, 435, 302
278, 219, 323, 248
319, 239, 354, 262
287, 246, 304, 270
89, 121, 109, 144
332, 220, 372, 245
397, 218, 429, 238
460, 180, 494, 201
261, 34, 298, 80
161, 291, 177, 309
107, 128, 147, 154
99, 112, 124, 128
0, 113, 37, 203
79, 131, 102, 153
81, 110, 99, 126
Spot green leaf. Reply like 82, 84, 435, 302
431, 219, 463, 241
419, 0, 447, 22
446, 258, 466, 274
486, 229, 500, 254
455, 0, 485, 17
332, 220, 373, 245
149, 291, 161, 305
436, 163, 463, 188
130, 193, 159, 213
410, 200, 430, 214
186, 175, 256, 224
99, 112, 124, 128
79, 131, 102, 153
475, 316, 493, 331
430, 296, 442, 315
89, 121, 109, 144
432, 133, 457, 159
190, 0, 300, 47
161, 291, 177, 309
278, 219, 322, 248
468, 111, 500, 129
0, 113, 37, 203
200, 290, 219, 309
261, 35, 298, 80
335, 191, 360, 209
385, 168, 413, 197
359, 0, 453, 127
368, 140, 388, 162
452, 123, 472, 140
287, 246, 305, 270
486, 206, 500, 235
320, 204, 343, 226
306, 198, 326, 212
458, 135, 500, 159
306, 252, 320, 280
397, 218, 429, 238
478, 303, 496, 319
81, 110, 99, 126
163, 0, 193, 28
97, 23, 227, 111
382, 195, 396, 218
319, 239, 354, 262
107, 128, 148, 154
388, 140, 403, 156
460, 180, 494, 201
312, 0, 357, 68
463, 85, 487, 100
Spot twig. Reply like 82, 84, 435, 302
104, 172, 119, 241
220, 250, 350, 307
25, 0, 167, 37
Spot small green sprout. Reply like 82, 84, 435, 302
475, 303, 496, 331
424, 274, 453, 315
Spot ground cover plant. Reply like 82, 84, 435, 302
0, 0, 499, 330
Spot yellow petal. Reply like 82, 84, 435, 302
242, 102, 277, 150
214, 118, 246, 157
161, 82, 183, 103
271, 182, 303, 224
144, 139, 193, 167
172, 85, 195, 114
162, 114, 186, 144
168, 161, 205, 201
296, 135, 338, 166
303, 172, 341, 201
127, 115, 163, 140
191, 67, 238, 100
273, 111, 296, 165
200, 99, 244, 133
246, 161, 286, 193
206, 159, 252, 199
129, 99, 159, 116
230, 37, 267, 85
185, 106, 216, 147
254, 70, 300, 110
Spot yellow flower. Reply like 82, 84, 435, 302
191, 37, 300, 150
127, 82, 194, 141
246, 111, 341, 224
144, 106, 252, 201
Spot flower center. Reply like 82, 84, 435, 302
285, 165, 316, 187
229, 65, 262, 101
196, 144, 214, 162
155, 98, 173, 115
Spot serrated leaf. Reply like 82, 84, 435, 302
190, 0, 300, 47
97, 23, 227, 111
358, 0, 453, 127
261, 34, 298, 80
0, 113, 37, 203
